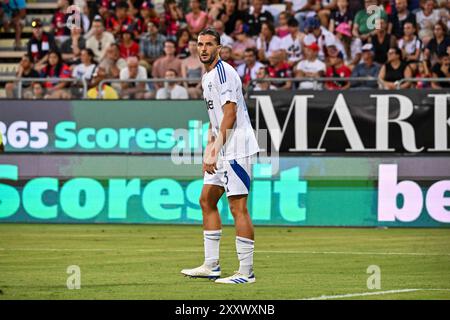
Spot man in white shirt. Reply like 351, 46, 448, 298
236, 48, 265, 88
213, 20, 234, 48
156, 69, 189, 99
303, 16, 335, 61
295, 41, 326, 89
281, 17, 303, 66
86, 17, 115, 61
119, 56, 150, 99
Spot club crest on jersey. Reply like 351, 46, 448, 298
208, 82, 213, 91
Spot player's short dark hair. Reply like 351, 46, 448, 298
198, 28, 221, 45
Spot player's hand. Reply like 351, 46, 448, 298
203, 143, 218, 174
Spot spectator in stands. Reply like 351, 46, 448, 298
325, 51, 351, 89
139, 1, 160, 28
231, 25, 257, 66
5, 54, 40, 98
217, 0, 244, 35
219, 46, 235, 67
245, 0, 274, 37
40, 50, 72, 99
303, 16, 335, 61
27, 19, 58, 71
431, 53, 450, 89
267, 50, 293, 90
414, 60, 432, 89
329, 0, 352, 33
398, 22, 421, 65
106, 1, 134, 36
295, 41, 327, 89
119, 25, 140, 59
152, 40, 182, 90
371, 18, 397, 65
72, 48, 97, 82
416, 0, 441, 44
1, 0, 26, 50
253, 66, 278, 91
335, 22, 361, 68
52, 0, 72, 45
61, 26, 86, 65
281, 17, 303, 67
276, 11, 290, 38
390, 0, 417, 39
257, 22, 282, 62
424, 21, 450, 65
212, 20, 234, 48
99, 43, 127, 79
87, 65, 119, 99
86, 16, 115, 61
162, 0, 183, 41
176, 28, 192, 59
285, 0, 320, 32
237, 48, 265, 89
139, 21, 166, 73
378, 47, 412, 89
353, 0, 389, 43
318, 0, 338, 28
156, 69, 189, 99
351, 43, 381, 89
120, 56, 149, 99
186, 0, 209, 35
181, 38, 204, 99
28, 82, 46, 100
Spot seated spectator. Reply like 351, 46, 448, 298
40, 50, 72, 99
352, 0, 388, 43
163, 0, 183, 41
186, 0, 209, 35
152, 40, 183, 90
72, 48, 97, 82
156, 69, 189, 99
325, 51, 351, 89
285, 0, 320, 32
295, 42, 326, 89
281, 17, 303, 67
181, 38, 205, 99
87, 66, 119, 99
176, 28, 191, 59
27, 19, 58, 71
424, 21, 450, 65
99, 43, 127, 79
303, 16, 336, 61
119, 26, 140, 59
378, 47, 412, 89
267, 51, 293, 90
106, 1, 135, 37
217, 0, 244, 35
335, 22, 362, 69
276, 11, 291, 38
252, 66, 278, 91
5, 54, 40, 98
318, 0, 338, 28
325, 34, 348, 65
245, 0, 274, 37
27, 82, 46, 100
416, 0, 441, 43
213, 20, 234, 48
61, 26, 86, 65
231, 26, 257, 66
52, 0, 71, 45
256, 22, 282, 62
236, 48, 265, 89
86, 16, 116, 61
414, 61, 432, 89
351, 43, 381, 89
139, 1, 160, 28
329, 0, 352, 33
1, 0, 26, 49
431, 53, 450, 89
398, 22, 421, 65
390, 0, 417, 39
371, 18, 397, 65
219, 46, 235, 67
139, 21, 166, 70
120, 56, 150, 99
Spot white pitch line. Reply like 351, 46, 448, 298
1, 248, 450, 257
302, 288, 450, 300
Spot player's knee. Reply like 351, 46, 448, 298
199, 195, 216, 213
229, 203, 248, 218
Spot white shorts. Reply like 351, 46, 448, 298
203, 156, 253, 197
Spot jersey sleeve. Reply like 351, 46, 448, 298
217, 64, 239, 108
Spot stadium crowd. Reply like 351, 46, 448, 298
2, 0, 450, 99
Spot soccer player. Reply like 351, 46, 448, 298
180, 28, 260, 284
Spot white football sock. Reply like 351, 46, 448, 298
204, 229, 222, 268
236, 236, 254, 275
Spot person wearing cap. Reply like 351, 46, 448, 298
329, 0, 353, 34
86, 17, 115, 61
352, 0, 388, 42
350, 43, 380, 89
295, 40, 326, 89
27, 19, 58, 71
303, 15, 335, 61
281, 17, 303, 66
335, 21, 362, 68
119, 25, 140, 59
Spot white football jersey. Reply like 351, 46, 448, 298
202, 59, 260, 161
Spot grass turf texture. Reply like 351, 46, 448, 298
0, 224, 449, 300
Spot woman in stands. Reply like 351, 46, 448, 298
378, 47, 413, 89
40, 50, 72, 99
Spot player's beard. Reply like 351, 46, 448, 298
200, 49, 218, 66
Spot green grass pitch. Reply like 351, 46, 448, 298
0, 224, 449, 300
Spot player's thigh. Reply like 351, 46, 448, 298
199, 184, 225, 211
227, 194, 249, 217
